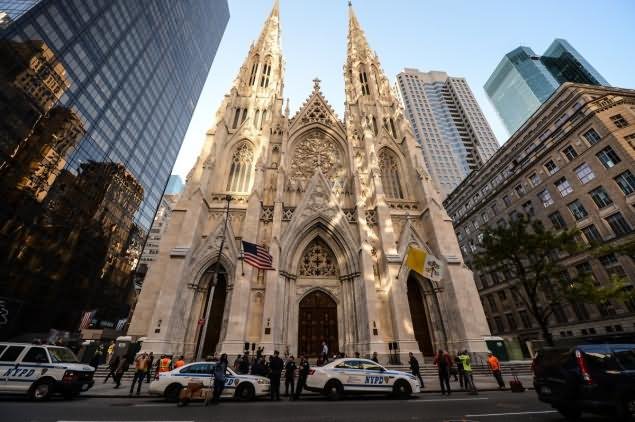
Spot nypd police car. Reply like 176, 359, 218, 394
305, 358, 420, 400
0, 342, 95, 400
149, 361, 270, 402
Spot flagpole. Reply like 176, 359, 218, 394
195, 194, 232, 361
240, 240, 245, 276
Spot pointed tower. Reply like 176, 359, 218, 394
128, 0, 287, 358
343, 2, 490, 358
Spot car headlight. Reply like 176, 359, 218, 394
257, 378, 270, 385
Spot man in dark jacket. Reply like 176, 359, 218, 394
284, 355, 297, 397
103, 355, 120, 384
293, 355, 310, 400
409, 352, 425, 389
239, 352, 250, 375
268, 351, 284, 401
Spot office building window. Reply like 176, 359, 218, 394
596, 146, 621, 168
615, 170, 635, 195
519, 310, 531, 328
589, 186, 613, 208
575, 163, 595, 184
522, 201, 534, 216
538, 189, 554, 207
562, 145, 578, 161
581, 224, 602, 243
506, 313, 517, 331
568, 200, 588, 220
528, 172, 541, 187
610, 114, 629, 128
503, 194, 512, 206
549, 211, 567, 230
494, 316, 505, 333
487, 295, 498, 312
514, 184, 525, 197
555, 177, 573, 197
544, 159, 559, 175
582, 128, 601, 145
605, 212, 631, 236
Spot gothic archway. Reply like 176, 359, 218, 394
197, 265, 228, 358
407, 273, 434, 356
298, 289, 339, 357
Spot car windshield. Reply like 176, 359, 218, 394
614, 347, 635, 370
48, 347, 79, 363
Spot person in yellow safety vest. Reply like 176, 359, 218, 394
174, 355, 186, 368
158, 355, 172, 375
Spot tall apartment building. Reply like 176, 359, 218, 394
444, 83, 635, 359
165, 175, 185, 195
396, 69, 499, 198
0, 0, 229, 338
485, 39, 609, 135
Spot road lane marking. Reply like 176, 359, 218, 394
414, 397, 489, 403
465, 410, 558, 417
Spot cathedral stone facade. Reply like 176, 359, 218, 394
128, 2, 490, 362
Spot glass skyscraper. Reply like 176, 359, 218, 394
0, 0, 229, 338
484, 39, 608, 135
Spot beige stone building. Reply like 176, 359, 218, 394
444, 83, 635, 359
128, 2, 489, 362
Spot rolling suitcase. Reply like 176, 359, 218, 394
509, 369, 525, 393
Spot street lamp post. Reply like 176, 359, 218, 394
195, 194, 232, 361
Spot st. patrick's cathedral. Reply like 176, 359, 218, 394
128, 2, 491, 362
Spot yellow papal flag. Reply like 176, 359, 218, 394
405, 245, 427, 276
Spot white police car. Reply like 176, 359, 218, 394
305, 358, 420, 400
149, 361, 270, 402
0, 342, 95, 400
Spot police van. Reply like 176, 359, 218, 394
0, 342, 95, 400
305, 358, 420, 400
149, 361, 270, 402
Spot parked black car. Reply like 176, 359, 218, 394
533, 344, 635, 420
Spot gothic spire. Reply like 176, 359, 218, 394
253, 0, 281, 55
346, 2, 372, 64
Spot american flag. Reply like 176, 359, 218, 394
79, 310, 96, 329
242, 241, 274, 270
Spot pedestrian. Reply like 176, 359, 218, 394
239, 352, 250, 374
233, 354, 242, 371
269, 351, 284, 401
293, 355, 310, 400
209, 353, 228, 405
145, 352, 154, 383
129, 353, 149, 396
433, 350, 452, 396
354, 351, 360, 358
106, 340, 115, 363
458, 350, 477, 394
174, 355, 185, 368
113, 355, 129, 389
487, 351, 505, 390
284, 355, 297, 398
371, 352, 379, 363
320, 341, 329, 363
408, 352, 425, 389
104, 355, 120, 383
453, 352, 464, 389
158, 354, 172, 378
89, 349, 102, 370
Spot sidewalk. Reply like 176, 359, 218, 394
84, 374, 534, 398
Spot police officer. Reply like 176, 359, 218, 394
284, 355, 297, 398
409, 352, 425, 389
268, 350, 284, 401
293, 355, 310, 400
239, 352, 250, 375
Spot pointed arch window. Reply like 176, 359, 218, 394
389, 118, 397, 138
232, 108, 241, 129
249, 55, 259, 86
254, 109, 260, 128
227, 141, 254, 193
371, 115, 378, 136
241, 108, 248, 124
378, 148, 404, 199
359, 70, 370, 96
260, 110, 267, 130
260, 56, 272, 88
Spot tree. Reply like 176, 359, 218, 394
473, 216, 632, 346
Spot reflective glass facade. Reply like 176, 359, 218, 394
485, 39, 608, 135
0, 0, 229, 338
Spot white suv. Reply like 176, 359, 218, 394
0, 342, 95, 400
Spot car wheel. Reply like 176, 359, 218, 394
324, 380, 343, 401
30, 379, 53, 401
556, 406, 581, 421
392, 380, 412, 399
235, 383, 255, 401
165, 383, 182, 403
617, 397, 635, 421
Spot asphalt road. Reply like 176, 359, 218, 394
0, 391, 615, 422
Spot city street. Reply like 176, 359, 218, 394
0, 391, 614, 422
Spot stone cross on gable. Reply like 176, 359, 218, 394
313, 77, 321, 92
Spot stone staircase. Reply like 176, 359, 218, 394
94, 360, 532, 381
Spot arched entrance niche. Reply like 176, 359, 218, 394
196, 265, 228, 358
298, 289, 338, 357
406, 272, 434, 356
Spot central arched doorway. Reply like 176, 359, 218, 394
407, 274, 434, 356
298, 290, 338, 357
197, 266, 228, 358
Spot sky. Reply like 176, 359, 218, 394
171, 0, 635, 179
